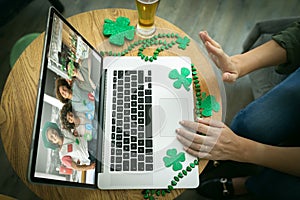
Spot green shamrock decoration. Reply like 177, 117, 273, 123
176, 36, 190, 50
163, 148, 186, 171
103, 17, 135, 46
200, 92, 220, 117
168, 67, 192, 91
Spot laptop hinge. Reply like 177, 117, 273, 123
96, 68, 107, 173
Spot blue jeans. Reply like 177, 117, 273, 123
230, 67, 300, 199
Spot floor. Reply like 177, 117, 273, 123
0, 0, 299, 199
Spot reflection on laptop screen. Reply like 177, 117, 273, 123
33, 12, 102, 186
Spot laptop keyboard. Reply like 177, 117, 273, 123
110, 70, 153, 172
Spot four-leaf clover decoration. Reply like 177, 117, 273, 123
168, 67, 192, 91
200, 92, 221, 117
103, 17, 135, 46
163, 148, 186, 171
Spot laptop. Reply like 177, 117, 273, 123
28, 7, 199, 190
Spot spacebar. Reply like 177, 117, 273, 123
145, 104, 152, 138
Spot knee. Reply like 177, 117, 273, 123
230, 109, 248, 137
229, 108, 261, 141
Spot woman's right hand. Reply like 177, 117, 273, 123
199, 31, 240, 82
88, 162, 96, 170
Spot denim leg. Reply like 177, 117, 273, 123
230, 67, 300, 145
229, 68, 300, 198
246, 169, 300, 200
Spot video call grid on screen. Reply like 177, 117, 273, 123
33, 12, 102, 186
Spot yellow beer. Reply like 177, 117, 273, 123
136, 0, 160, 27
136, 0, 160, 32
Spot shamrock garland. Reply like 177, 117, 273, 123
101, 17, 221, 199
191, 64, 221, 118
101, 31, 221, 116
142, 158, 199, 199
100, 31, 192, 60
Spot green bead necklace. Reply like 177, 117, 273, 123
100, 32, 206, 117
100, 32, 208, 199
143, 159, 200, 199
100, 32, 187, 62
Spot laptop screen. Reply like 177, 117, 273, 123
28, 7, 103, 188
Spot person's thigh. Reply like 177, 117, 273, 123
246, 169, 300, 199
230, 67, 300, 145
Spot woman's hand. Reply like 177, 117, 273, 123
176, 118, 245, 162
199, 31, 240, 82
177, 118, 300, 177
87, 162, 96, 170
66, 78, 73, 86
71, 161, 96, 171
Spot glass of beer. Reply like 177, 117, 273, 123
135, 0, 160, 37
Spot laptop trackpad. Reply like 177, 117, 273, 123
157, 98, 189, 137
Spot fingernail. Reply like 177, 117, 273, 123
196, 117, 202, 120
179, 120, 184, 125
199, 32, 204, 39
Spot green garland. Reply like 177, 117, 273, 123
100, 33, 187, 60
142, 63, 202, 199
100, 31, 216, 199
143, 159, 199, 199
100, 31, 208, 118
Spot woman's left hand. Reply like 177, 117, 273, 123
176, 118, 244, 162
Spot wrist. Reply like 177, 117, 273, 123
235, 136, 263, 164
228, 134, 251, 162
230, 54, 243, 78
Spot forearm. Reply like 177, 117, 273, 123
237, 136, 300, 177
231, 40, 287, 78
71, 162, 93, 171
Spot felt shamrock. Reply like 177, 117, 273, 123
176, 36, 190, 50
200, 92, 220, 117
163, 148, 186, 171
103, 17, 135, 46
168, 67, 192, 91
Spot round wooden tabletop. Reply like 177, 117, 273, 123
0, 8, 223, 200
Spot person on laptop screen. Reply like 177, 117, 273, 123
42, 121, 96, 171
65, 55, 97, 92
60, 102, 97, 139
55, 77, 95, 113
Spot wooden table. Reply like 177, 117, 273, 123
0, 8, 223, 200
